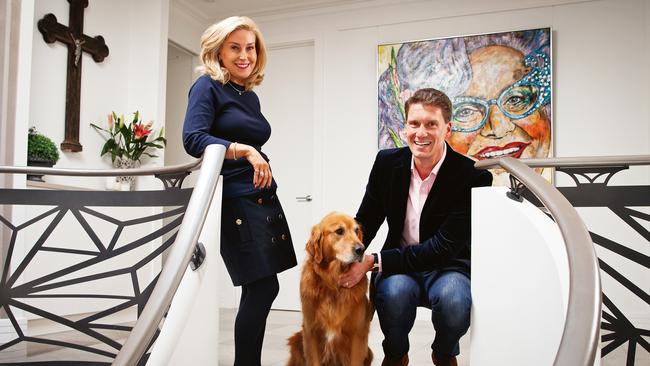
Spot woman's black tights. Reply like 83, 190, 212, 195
233, 274, 279, 366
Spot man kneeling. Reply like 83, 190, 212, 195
340, 88, 493, 366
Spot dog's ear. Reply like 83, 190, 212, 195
306, 225, 323, 264
355, 219, 364, 243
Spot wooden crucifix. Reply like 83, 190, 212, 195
37, 0, 109, 152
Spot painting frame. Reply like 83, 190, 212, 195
377, 27, 553, 185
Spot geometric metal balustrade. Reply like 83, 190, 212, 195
0, 175, 195, 364
521, 165, 650, 366
556, 167, 649, 366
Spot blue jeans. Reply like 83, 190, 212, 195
373, 270, 471, 360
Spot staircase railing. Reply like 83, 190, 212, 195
475, 154, 650, 366
0, 144, 225, 365
113, 144, 225, 365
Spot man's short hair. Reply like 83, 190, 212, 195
404, 88, 452, 123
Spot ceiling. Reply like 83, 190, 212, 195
171, 0, 396, 25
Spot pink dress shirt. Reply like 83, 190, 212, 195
400, 144, 447, 247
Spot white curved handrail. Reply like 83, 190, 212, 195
0, 158, 202, 177
112, 144, 225, 365
475, 157, 601, 366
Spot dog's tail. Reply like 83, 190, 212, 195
286, 330, 305, 366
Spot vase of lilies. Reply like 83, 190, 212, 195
90, 111, 166, 190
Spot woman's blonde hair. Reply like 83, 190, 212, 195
199, 16, 267, 90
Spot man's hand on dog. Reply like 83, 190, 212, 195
339, 254, 374, 288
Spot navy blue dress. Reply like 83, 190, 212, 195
183, 75, 297, 285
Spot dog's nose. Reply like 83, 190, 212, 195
354, 244, 365, 257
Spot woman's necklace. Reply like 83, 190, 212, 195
227, 82, 245, 95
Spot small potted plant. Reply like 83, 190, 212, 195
27, 126, 60, 182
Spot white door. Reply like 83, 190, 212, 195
257, 42, 315, 310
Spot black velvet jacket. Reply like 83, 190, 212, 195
355, 144, 493, 277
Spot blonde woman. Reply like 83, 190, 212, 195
183, 16, 296, 365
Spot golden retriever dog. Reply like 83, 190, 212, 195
287, 212, 373, 366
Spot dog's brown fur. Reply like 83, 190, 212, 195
287, 212, 373, 366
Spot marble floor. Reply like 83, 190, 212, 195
218, 308, 649, 366
2, 308, 647, 365
218, 307, 471, 366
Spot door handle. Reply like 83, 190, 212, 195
296, 194, 312, 202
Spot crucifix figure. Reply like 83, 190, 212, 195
37, 0, 109, 152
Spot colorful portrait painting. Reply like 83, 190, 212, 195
377, 28, 552, 185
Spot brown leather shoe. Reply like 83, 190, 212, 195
381, 354, 409, 366
431, 352, 458, 366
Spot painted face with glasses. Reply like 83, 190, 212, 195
447, 45, 551, 182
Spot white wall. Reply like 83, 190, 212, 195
164, 42, 199, 178
471, 186, 569, 365
168, 1, 203, 55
